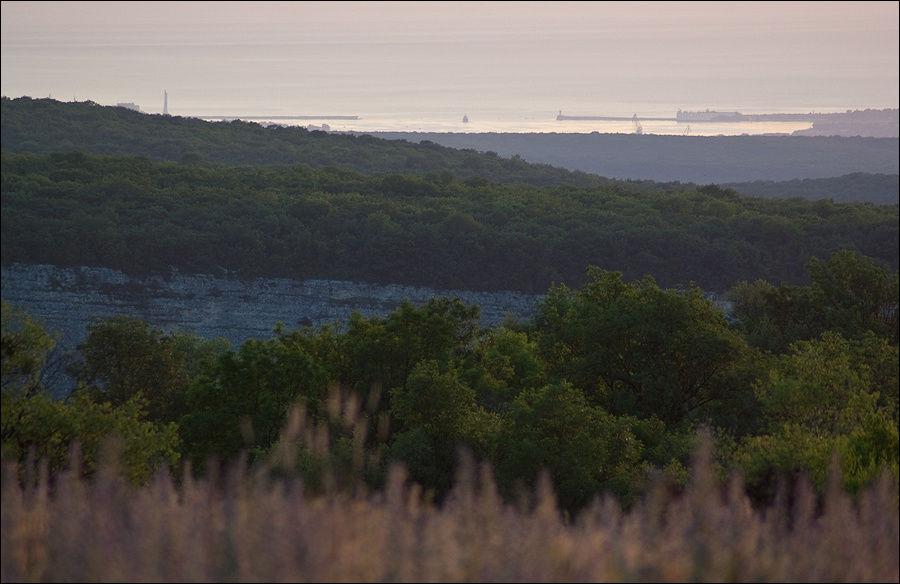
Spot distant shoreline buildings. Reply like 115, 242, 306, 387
556, 107, 898, 124
115, 102, 141, 112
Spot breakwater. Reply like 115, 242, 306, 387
198, 115, 360, 120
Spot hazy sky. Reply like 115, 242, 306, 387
2, 1, 898, 120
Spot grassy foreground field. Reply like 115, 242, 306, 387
2, 434, 897, 583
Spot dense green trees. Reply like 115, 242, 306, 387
1, 303, 181, 483
3, 151, 897, 293
729, 332, 898, 502
1, 302, 59, 397
493, 382, 646, 513
729, 250, 899, 352
0, 390, 181, 484
179, 335, 331, 466
70, 317, 188, 422
533, 268, 760, 430
3, 249, 895, 513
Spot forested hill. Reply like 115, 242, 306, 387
0, 97, 610, 189
5, 97, 897, 204
3, 96, 899, 293
3, 150, 897, 293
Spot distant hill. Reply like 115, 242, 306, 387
4, 97, 898, 205
724, 173, 899, 206
0, 97, 611, 189
362, 131, 900, 185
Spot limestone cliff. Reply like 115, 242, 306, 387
2, 263, 541, 351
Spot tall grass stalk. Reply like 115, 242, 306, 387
2, 429, 898, 582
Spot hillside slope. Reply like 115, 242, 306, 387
364, 131, 900, 185
3, 151, 897, 293
0, 97, 610, 189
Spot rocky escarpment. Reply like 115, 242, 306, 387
3, 263, 543, 397
1, 263, 543, 351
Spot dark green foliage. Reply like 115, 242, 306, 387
1, 301, 59, 397
179, 335, 331, 466
314, 297, 483, 410
493, 382, 646, 513
461, 327, 548, 413
388, 361, 493, 499
0, 390, 181, 484
729, 331, 899, 503
1, 304, 175, 483
69, 316, 228, 422
69, 316, 195, 423
730, 250, 899, 352
3, 151, 897, 293
533, 267, 759, 429
805, 251, 899, 344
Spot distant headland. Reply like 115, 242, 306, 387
556, 108, 898, 138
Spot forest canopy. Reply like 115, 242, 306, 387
2, 249, 897, 515
2, 150, 897, 293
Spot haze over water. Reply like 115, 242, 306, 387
2, 1, 897, 136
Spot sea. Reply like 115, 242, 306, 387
189, 107, 820, 137
2, 3, 896, 138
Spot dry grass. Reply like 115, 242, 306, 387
2, 430, 898, 584
3, 391, 898, 582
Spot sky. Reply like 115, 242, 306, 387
1, 1, 898, 127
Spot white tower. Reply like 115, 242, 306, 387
163, 90, 168, 115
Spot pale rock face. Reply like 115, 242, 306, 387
3, 264, 742, 398
1, 263, 542, 389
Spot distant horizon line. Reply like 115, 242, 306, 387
196, 114, 360, 120
6, 96, 898, 117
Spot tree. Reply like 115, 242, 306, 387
1, 302, 59, 397
387, 360, 498, 500
730, 250, 899, 353
1, 390, 180, 484
733, 331, 899, 502
178, 335, 330, 465
805, 250, 898, 345
534, 267, 757, 430
492, 382, 644, 514
68, 316, 199, 423
336, 297, 483, 412
461, 326, 547, 413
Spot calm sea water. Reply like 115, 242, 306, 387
3, 11, 891, 137
196, 113, 816, 137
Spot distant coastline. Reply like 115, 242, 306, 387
197, 109, 897, 138
556, 107, 898, 134
557, 108, 898, 122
